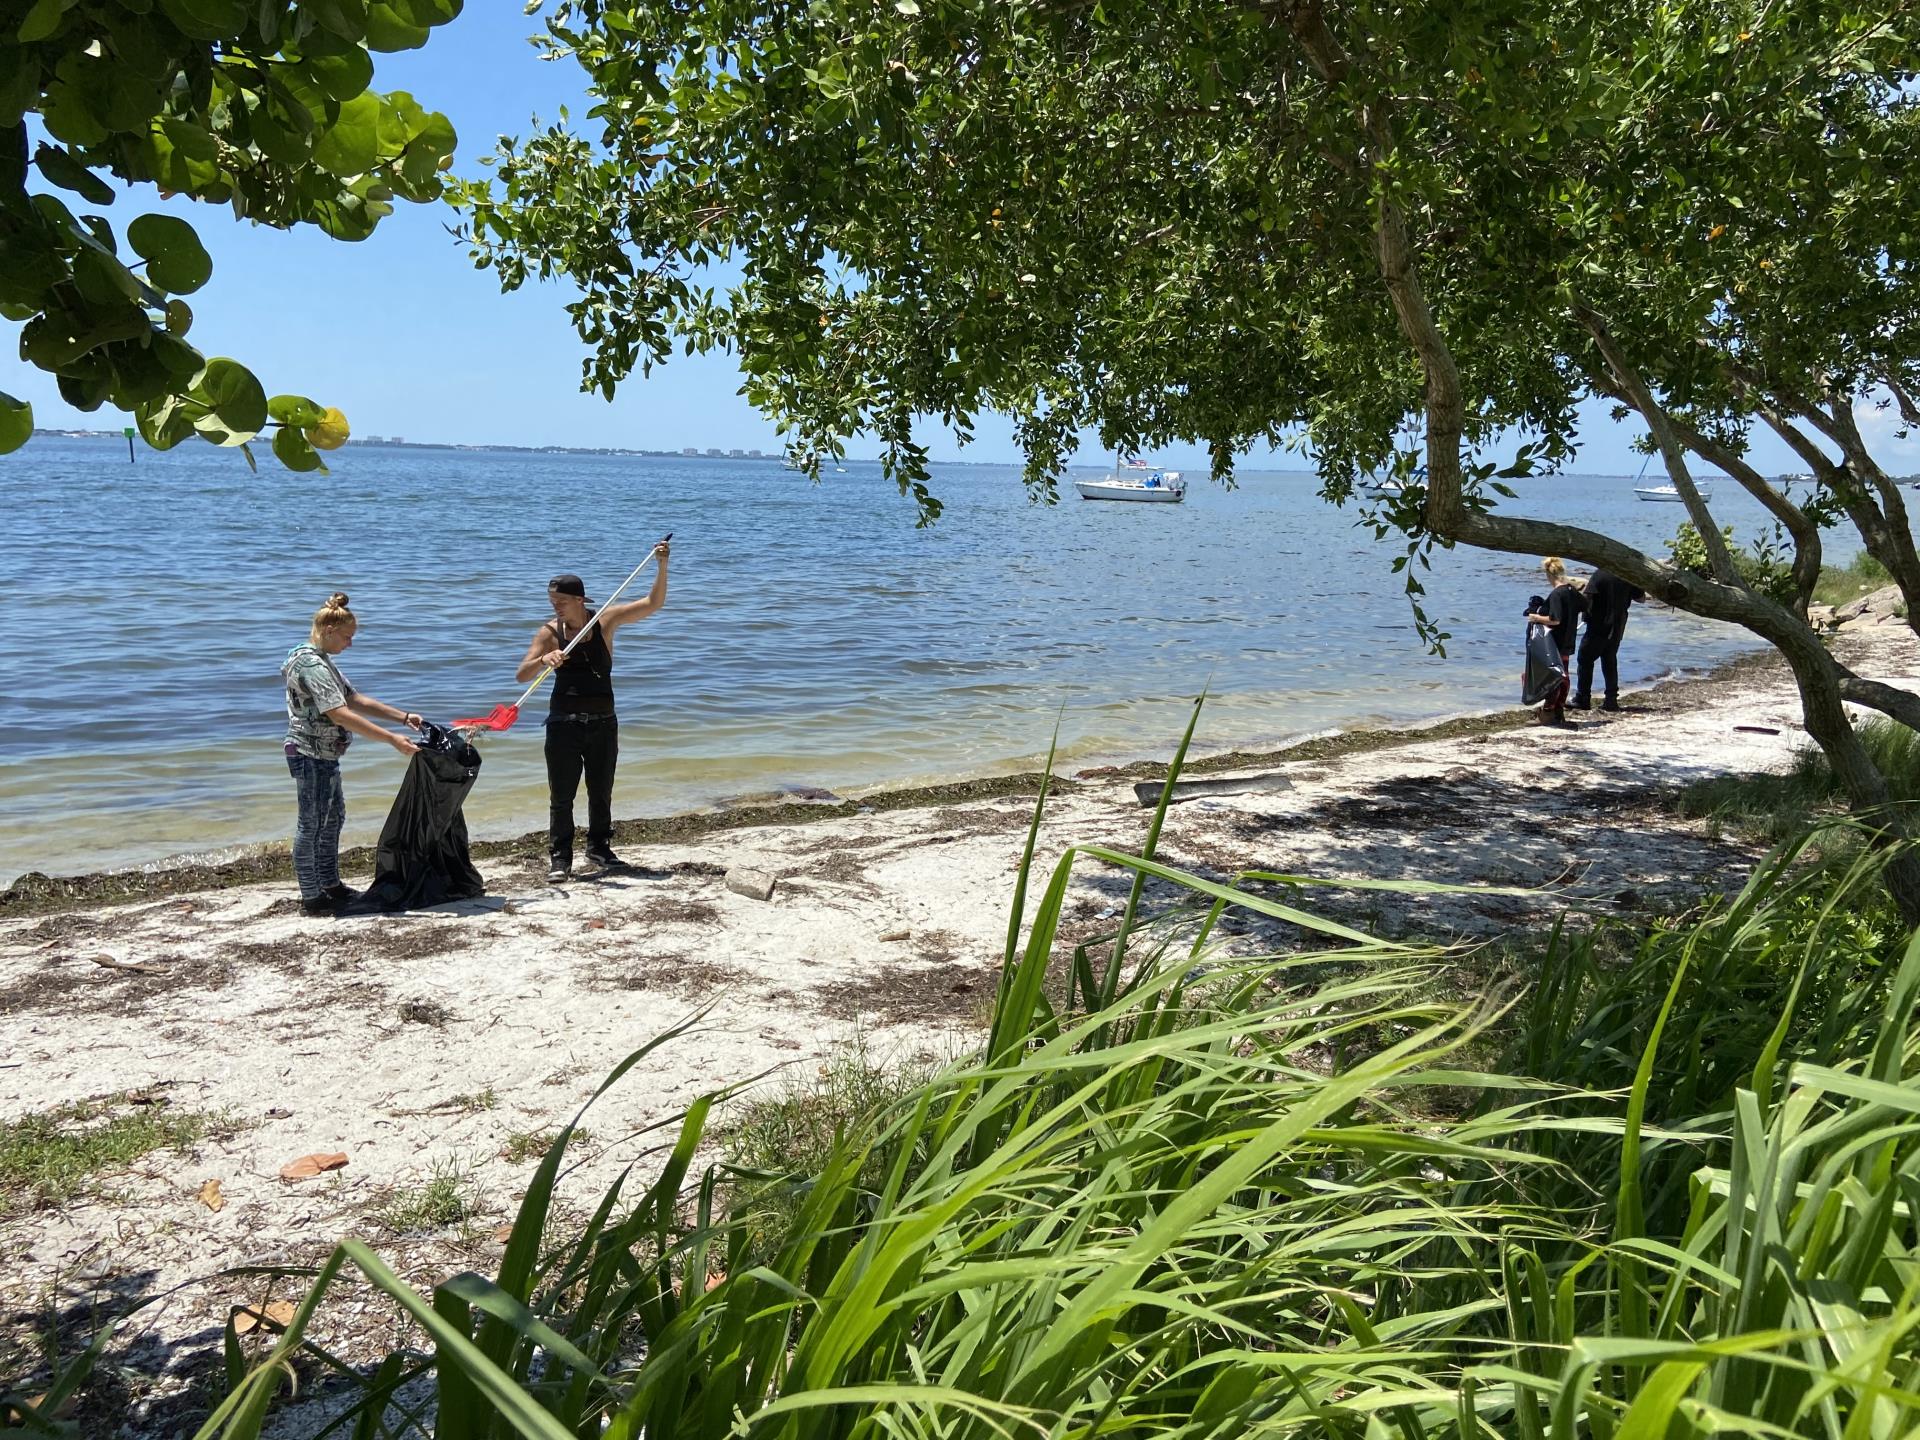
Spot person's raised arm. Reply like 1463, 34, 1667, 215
516, 622, 564, 685
324, 703, 418, 756
599, 540, 671, 634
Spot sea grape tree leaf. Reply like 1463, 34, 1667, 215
188, 357, 269, 444
268, 394, 327, 427
272, 422, 329, 472
32, 142, 114, 204
303, 405, 351, 449
0, 392, 33, 454
126, 214, 213, 294
2, 0, 455, 471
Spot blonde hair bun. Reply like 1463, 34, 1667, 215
310, 592, 358, 643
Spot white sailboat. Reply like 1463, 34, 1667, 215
1634, 484, 1715, 503
1075, 455, 1186, 503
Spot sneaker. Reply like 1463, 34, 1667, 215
299, 895, 335, 917
546, 854, 571, 885
583, 845, 621, 873
323, 883, 360, 905
1569, 696, 1591, 711
1601, 699, 1623, 712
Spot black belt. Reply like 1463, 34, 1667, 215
547, 711, 617, 724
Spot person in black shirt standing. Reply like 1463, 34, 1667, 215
517, 540, 671, 882
1572, 568, 1646, 712
1525, 557, 1586, 725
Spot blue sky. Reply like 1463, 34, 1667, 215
10, 8, 1915, 476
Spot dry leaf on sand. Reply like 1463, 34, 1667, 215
196, 1178, 225, 1212
87, 953, 162, 975
3, 1392, 76, 1423
278, 1152, 349, 1181
231, 1300, 297, 1334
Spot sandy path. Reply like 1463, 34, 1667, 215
4, 616, 1915, 1436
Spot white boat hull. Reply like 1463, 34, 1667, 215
1634, 486, 1714, 503
1075, 476, 1186, 503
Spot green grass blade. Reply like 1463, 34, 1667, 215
1102, 692, 1206, 1007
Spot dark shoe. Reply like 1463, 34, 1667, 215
582, 845, 621, 874
324, 883, 360, 905
1601, 698, 1623, 712
547, 854, 572, 885
299, 895, 335, 917
1569, 696, 1591, 711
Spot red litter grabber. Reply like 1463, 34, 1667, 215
452, 535, 672, 733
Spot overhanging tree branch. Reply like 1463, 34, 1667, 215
1576, 303, 1741, 587
1659, 408, 1823, 615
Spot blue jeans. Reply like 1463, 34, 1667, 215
288, 753, 345, 899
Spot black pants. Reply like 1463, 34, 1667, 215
1576, 619, 1628, 704
544, 713, 617, 856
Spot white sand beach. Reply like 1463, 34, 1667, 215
3, 602, 1915, 1436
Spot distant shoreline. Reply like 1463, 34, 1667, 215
27, 431, 1048, 467
33, 431, 1917, 482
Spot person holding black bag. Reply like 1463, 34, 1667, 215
281, 593, 422, 916
1524, 557, 1586, 726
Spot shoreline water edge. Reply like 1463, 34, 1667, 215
0, 639, 1791, 919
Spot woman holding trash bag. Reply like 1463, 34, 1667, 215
283, 593, 422, 916
1524, 557, 1586, 726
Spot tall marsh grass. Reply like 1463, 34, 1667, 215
1680, 716, 1920, 846
11, 717, 1918, 1439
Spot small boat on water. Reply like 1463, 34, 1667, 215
1634, 484, 1714, 503
1075, 462, 1186, 504
1361, 479, 1407, 499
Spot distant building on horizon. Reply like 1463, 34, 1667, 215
682, 446, 700, 456
705, 447, 724, 457
747, 448, 763, 457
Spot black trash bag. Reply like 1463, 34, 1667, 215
1521, 625, 1567, 706
340, 721, 485, 914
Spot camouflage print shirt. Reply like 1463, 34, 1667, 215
282, 643, 356, 759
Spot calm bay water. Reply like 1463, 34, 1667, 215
0, 439, 1807, 883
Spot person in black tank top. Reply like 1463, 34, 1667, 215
515, 541, 671, 881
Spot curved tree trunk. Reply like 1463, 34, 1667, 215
1752, 396, 1920, 644
1442, 508, 1920, 925
1577, 306, 1742, 586
1664, 413, 1823, 618
1822, 400, 1920, 642
1286, 2, 1920, 923
1586, 370, 1823, 616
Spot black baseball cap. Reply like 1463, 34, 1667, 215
548, 573, 594, 602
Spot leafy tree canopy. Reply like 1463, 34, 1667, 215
1, 0, 462, 468
458, 0, 1914, 519
463, 0, 1920, 914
